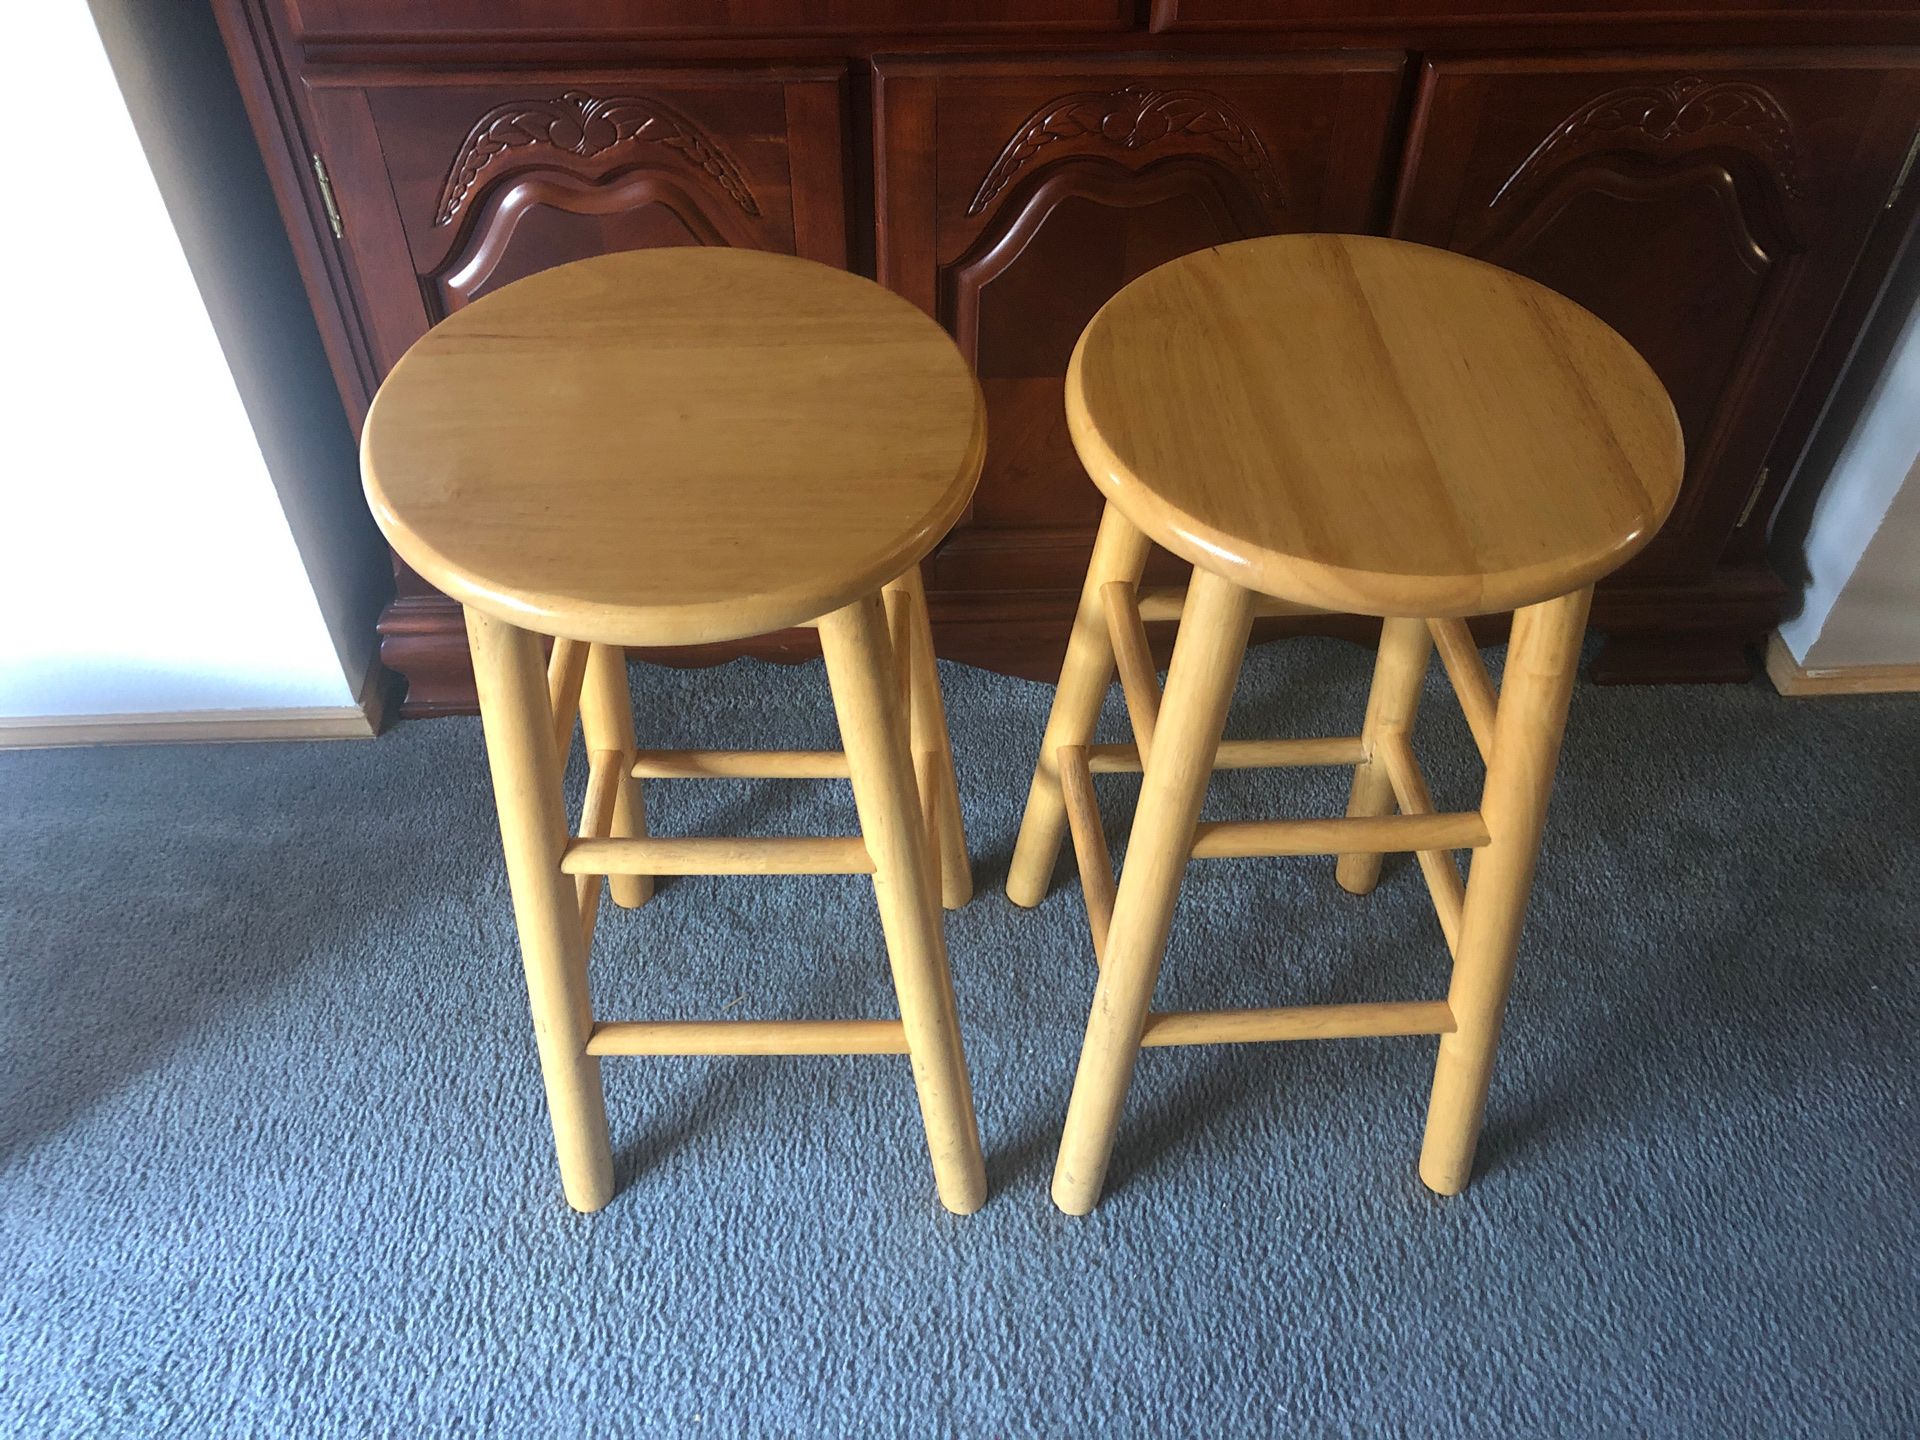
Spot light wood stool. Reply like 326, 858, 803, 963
361, 249, 988, 1216
1009, 235, 1684, 1215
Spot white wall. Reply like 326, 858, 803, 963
1777, 296, 1920, 669
0, 6, 371, 722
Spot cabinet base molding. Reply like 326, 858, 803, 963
0, 655, 389, 749
1765, 634, 1920, 697
0, 704, 376, 750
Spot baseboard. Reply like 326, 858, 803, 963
1765, 633, 1920, 697
0, 654, 385, 750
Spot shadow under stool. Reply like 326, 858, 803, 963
1007, 234, 1685, 1215
360, 248, 988, 1215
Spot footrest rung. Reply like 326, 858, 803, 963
1140, 1000, 1455, 1047
1135, 588, 1324, 622
587, 1018, 909, 1056
561, 835, 873, 876
1087, 736, 1364, 773
631, 748, 850, 779
1191, 810, 1488, 859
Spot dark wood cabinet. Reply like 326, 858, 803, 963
876, 55, 1403, 668
211, 0, 1920, 712
1394, 52, 1920, 678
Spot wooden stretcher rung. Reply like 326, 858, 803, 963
1378, 732, 1466, 955
587, 1018, 909, 1056
1191, 810, 1489, 859
1058, 744, 1116, 965
1140, 999, 1455, 1047
1428, 618, 1497, 764
1086, 735, 1365, 773
547, 636, 589, 757
1135, 588, 1324, 623
630, 748, 851, 778
1101, 582, 1162, 763
575, 749, 625, 944
561, 835, 873, 876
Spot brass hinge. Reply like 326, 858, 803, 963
1889, 127, 1920, 210
310, 153, 344, 239
1737, 465, 1772, 529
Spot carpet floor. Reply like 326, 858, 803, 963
1, 639, 1915, 1437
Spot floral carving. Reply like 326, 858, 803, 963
435, 90, 759, 226
1492, 76, 1805, 210
968, 85, 1286, 217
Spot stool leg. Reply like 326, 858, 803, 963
1419, 588, 1591, 1195
1336, 617, 1435, 895
1007, 502, 1154, 907
1051, 567, 1253, 1215
819, 592, 988, 1215
883, 565, 973, 910
466, 609, 615, 1213
580, 642, 652, 909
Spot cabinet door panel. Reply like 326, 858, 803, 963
307, 67, 848, 371
1393, 54, 1920, 575
876, 56, 1404, 600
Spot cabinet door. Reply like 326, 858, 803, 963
1394, 53, 1920, 576
875, 55, 1403, 610
305, 66, 849, 379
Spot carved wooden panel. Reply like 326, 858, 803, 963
876, 55, 1403, 606
305, 66, 848, 363
1395, 55, 1920, 574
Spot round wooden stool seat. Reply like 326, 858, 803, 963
1066, 234, 1684, 617
362, 248, 985, 647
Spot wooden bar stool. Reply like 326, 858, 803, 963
361, 249, 987, 1215
1008, 235, 1683, 1215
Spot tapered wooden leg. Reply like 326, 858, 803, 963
1336, 617, 1435, 895
819, 592, 987, 1215
1007, 502, 1153, 907
883, 565, 972, 910
579, 642, 652, 909
1051, 567, 1254, 1215
466, 609, 615, 1213
1420, 588, 1591, 1195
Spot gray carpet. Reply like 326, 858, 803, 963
1, 639, 1915, 1437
